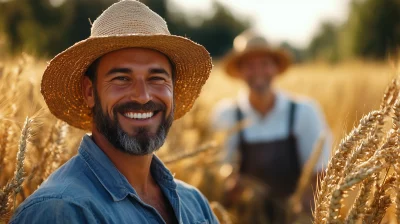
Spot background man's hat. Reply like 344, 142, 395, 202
41, 0, 212, 131
223, 30, 291, 78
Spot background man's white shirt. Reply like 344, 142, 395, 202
211, 89, 332, 172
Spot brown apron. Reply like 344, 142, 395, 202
236, 101, 301, 223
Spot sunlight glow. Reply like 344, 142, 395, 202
170, 0, 350, 48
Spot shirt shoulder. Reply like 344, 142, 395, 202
291, 96, 332, 171
293, 97, 327, 130
36, 155, 102, 199
10, 156, 112, 223
10, 197, 98, 224
293, 96, 323, 115
210, 98, 238, 130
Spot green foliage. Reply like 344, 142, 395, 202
167, 2, 249, 57
307, 0, 400, 62
345, 0, 400, 60
0, 0, 114, 57
0, 0, 248, 58
279, 42, 307, 63
308, 22, 340, 63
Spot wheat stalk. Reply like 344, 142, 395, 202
210, 201, 232, 224
12, 117, 31, 210
363, 174, 395, 224
289, 132, 325, 220
344, 174, 376, 224
164, 141, 219, 164
315, 110, 381, 223
44, 121, 68, 177
0, 117, 31, 219
381, 79, 399, 116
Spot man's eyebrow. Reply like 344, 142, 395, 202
106, 67, 132, 76
149, 68, 171, 77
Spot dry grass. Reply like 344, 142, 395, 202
0, 55, 397, 223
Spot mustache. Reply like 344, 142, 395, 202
114, 101, 166, 113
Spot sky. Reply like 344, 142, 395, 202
170, 0, 351, 48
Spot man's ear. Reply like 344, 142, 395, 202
82, 76, 95, 108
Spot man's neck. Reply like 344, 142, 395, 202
91, 130, 155, 196
248, 89, 276, 117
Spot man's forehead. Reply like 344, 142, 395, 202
100, 47, 171, 62
94, 47, 174, 75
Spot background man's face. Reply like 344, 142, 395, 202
238, 53, 279, 94
87, 48, 174, 155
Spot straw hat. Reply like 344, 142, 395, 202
41, 0, 212, 131
223, 30, 291, 78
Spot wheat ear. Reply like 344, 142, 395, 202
44, 121, 68, 177
363, 174, 395, 224
315, 111, 380, 222
0, 117, 31, 219
12, 117, 31, 210
344, 174, 377, 224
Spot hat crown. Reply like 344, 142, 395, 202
233, 31, 270, 52
91, 0, 170, 37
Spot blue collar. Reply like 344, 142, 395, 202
78, 135, 177, 202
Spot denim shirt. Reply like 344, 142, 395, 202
10, 135, 219, 224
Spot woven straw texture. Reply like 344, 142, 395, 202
223, 30, 291, 78
41, 0, 212, 130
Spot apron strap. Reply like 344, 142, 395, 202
288, 101, 297, 136
236, 100, 297, 137
235, 105, 245, 147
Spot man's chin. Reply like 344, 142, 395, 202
118, 126, 157, 138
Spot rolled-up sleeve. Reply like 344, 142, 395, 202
10, 198, 97, 224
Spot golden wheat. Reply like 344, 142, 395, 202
0, 57, 397, 223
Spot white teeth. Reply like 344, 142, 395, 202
125, 112, 134, 119
124, 112, 154, 120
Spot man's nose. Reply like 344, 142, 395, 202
129, 79, 151, 104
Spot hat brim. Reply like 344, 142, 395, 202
41, 34, 212, 130
223, 48, 291, 78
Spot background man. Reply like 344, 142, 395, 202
10, 1, 218, 223
212, 30, 332, 223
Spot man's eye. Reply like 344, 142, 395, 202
149, 76, 166, 81
112, 76, 129, 81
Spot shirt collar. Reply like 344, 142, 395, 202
237, 89, 289, 118
78, 134, 176, 202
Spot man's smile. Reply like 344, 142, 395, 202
118, 109, 163, 128
123, 111, 155, 120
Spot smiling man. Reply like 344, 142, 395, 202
212, 30, 331, 223
10, 1, 217, 223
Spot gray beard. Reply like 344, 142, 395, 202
115, 119, 168, 155
92, 88, 173, 156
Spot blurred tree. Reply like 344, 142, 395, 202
0, 0, 114, 57
0, 0, 248, 58
341, 0, 400, 60
307, 22, 340, 63
144, 0, 249, 57
279, 41, 307, 63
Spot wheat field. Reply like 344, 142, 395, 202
0, 55, 398, 223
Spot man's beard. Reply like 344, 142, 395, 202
92, 91, 173, 156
